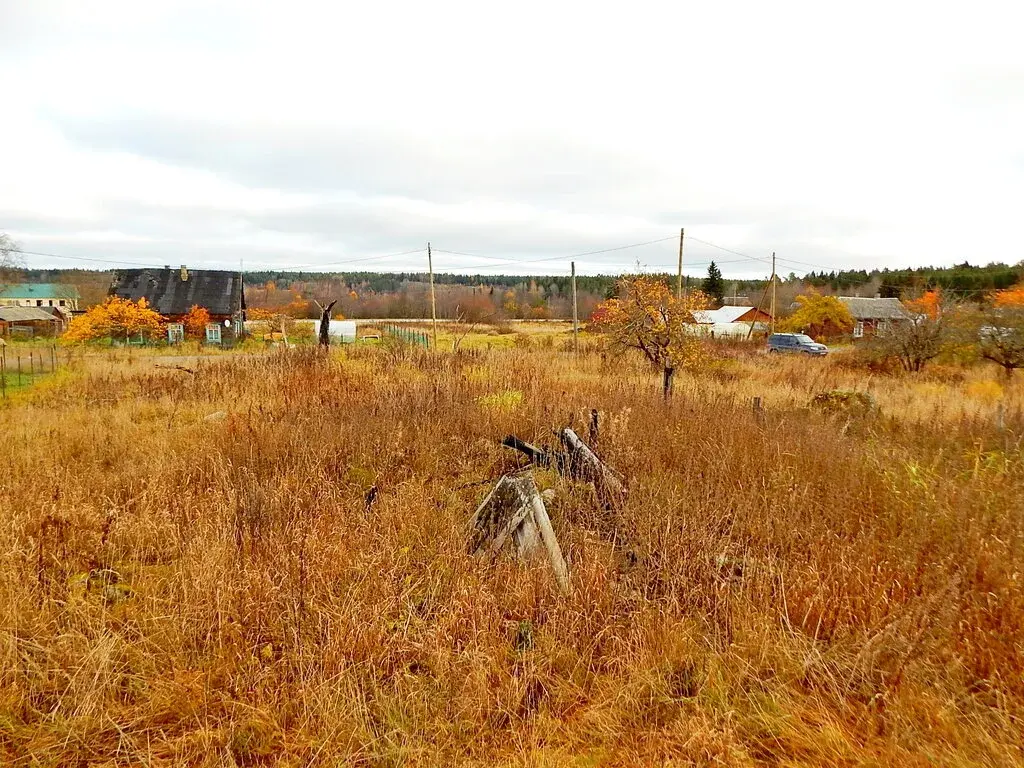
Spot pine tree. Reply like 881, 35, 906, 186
703, 261, 725, 307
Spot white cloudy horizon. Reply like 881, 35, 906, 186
1, 0, 1022, 279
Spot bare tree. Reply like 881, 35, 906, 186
873, 312, 949, 373
977, 306, 1024, 378
0, 232, 23, 288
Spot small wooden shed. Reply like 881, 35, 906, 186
0, 306, 63, 338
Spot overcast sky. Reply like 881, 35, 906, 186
1, 1, 1021, 278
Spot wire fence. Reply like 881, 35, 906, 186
0, 344, 65, 399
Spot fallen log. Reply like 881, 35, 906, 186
559, 428, 626, 508
155, 364, 196, 374
469, 473, 569, 593
500, 435, 557, 467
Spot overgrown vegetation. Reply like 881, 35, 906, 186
1, 340, 1022, 765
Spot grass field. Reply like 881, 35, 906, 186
1, 341, 1022, 766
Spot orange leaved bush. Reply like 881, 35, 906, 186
183, 305, 211, 338
63, 297, 164, 343
993, 284, 1024, 307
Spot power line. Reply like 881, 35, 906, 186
289, 248, 427, 270
13, 249, 169, 268
686, 236, 773, 266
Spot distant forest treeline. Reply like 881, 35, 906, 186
15, 260, 1024, 319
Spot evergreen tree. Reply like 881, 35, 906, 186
703, 261, 725, 306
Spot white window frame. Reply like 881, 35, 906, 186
167, 323, 184, 344
205, 323, 222, 344
853, 321, 864, 338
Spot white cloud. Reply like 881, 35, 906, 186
1, 0, 1022, 277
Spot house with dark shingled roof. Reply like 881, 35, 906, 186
109, 265, 246, 343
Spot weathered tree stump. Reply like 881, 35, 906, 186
559, 428, 626, 509
469, 473, 569, 593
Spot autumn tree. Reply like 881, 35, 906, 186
867, 291, 953, 373
780, 294, 855, 339
975, 285, 1024, 378
592, 275, 711, 398
63, 297, 164, 343
703, 262, 725, 307
183, 305, 211, 338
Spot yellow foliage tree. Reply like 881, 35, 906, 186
183, 305, 211, 338
592, 276, 711, 398
63, 297, 164, 343
780, 294, 854, 339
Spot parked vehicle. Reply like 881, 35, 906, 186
767, 333, 828, 356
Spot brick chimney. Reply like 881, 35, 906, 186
180, 265, 189, 282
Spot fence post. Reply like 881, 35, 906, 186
753, 396, 765, 426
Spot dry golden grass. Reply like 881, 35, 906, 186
1, 345, 1023, 766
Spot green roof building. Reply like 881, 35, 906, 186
0, 283, 80, 317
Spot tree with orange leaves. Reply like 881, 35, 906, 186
592, 276, 711, 398
905, 288, 942, 320
975, 284, 1024, 377
993, 284, 1024, 307
182, 305, 211, 339
63, 297, 164, 343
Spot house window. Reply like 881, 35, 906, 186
49, 300, 54, 306
205, 323, 222, 344
853, 322, 864, 339
167, 323, 184, 344
36, 300, 43, 306
59, 300, 66, 307
877, 320, 890, 334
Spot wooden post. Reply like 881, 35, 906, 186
770, 252, 777, 335
753, 396, 764, 425
571, 261, 579, 354
428, 242, 438, 350
747, 275, 773, 340
1, 344, 6, 399
315, 300, 337, 348
589, 408, 599, 447
17, 354, 22, 386
676, 227, 685, 300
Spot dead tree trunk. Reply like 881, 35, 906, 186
559, 428, 626, 508
469, 473, 569, 593
315, 300, 337, 348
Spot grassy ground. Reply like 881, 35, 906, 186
1, 344, 1022, 766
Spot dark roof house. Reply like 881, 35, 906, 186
110, 266, 245, 318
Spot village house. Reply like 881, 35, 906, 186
109, 265, 245, 344
0, 306, 64, 339
0, 283, 80, 320
837, 296, 912, 338
690, 305, 773, 338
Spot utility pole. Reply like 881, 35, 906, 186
770, 251, 777, 335
427, 242, 438, 349
571, 261, 579, 353
676, 228, 685, 300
